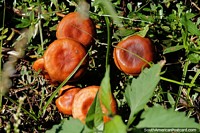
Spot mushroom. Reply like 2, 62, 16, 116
43, 38, 88, 82
113, 35, 154, 75
55, 85, 81, 115
56, 12, 95, 47
32, 58, 45, 72
32, 58, 50, 80
72, 86, 117, 123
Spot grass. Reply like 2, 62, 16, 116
0, 0, 200, 132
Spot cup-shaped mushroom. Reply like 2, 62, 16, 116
56, 12, 95, 47
113, 35, 154, 75
32, 58, 50, 79
72, 86, 116, 123
56, 85, 81, 115
32, 58, 45, 72
43, 38, 88, 82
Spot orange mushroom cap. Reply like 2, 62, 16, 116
32, 58, 50, 80
72, 86, 117, 123
113, 35, 154, 75
56, 85, 81, 115
43, 38, 88, 82
56, 12, 95, 47
32, 58, 45, 72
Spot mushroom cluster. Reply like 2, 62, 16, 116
113, 35, 154, 75
32, 10, 154, 125
32, 12, 95, 83
55, 85, 117, 123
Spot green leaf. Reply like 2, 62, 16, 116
125, 62, 163, 126
188, 53, 200, 63
161, 25, 170, 32
186, 20, 200, 36
2, 28, 8, 35
185, 12, 197, 20
143, 7, 151, 12
194, 88, 200, 93
127, 3, 132, 12
137, 105, 200, 129
134, 25, 149, 37
16, 18, 31, 28
113, 28, 135, 38
94, 0, 122, 27
86, 91, 104, 130
104, 115, 126, 133
0, 35, 6, 40
167, 91, 175, 108
46, 117, 84, 133
163, 45, 184, 54
100, 66, 112, 113
181, 14, 200, 36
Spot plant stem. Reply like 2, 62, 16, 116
174, 60, 189, 109
0, 0, 6, 109
38, 86, 45, 117
37, 0, 44, 51
104, 16, 111, 68
186, 69, 200, 118
127, 112, 136, 129
188, 69, 200, 95
160, 75, 195, 87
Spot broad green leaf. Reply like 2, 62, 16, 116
137, 105, 200, 129
46, 117, 84, 133
100, 66, 112, 113
86, 91, 104, 130
104, 115, 126, 133
125, 62, 163, 126
163, 45, 184, 54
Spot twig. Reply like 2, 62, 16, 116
191, 2, 200, 11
